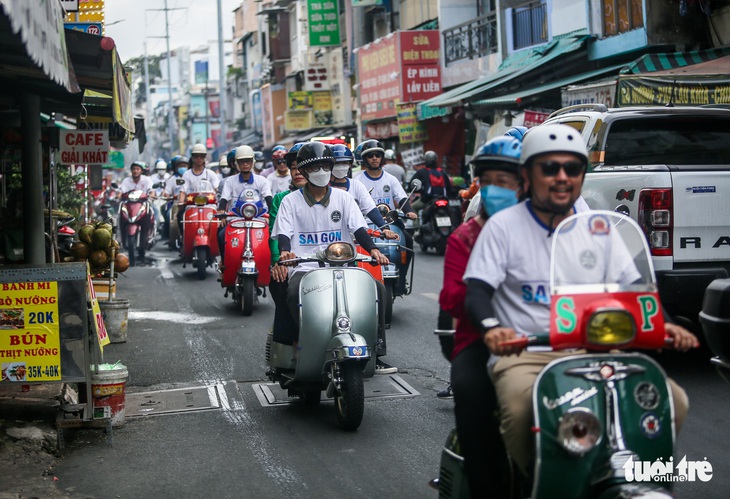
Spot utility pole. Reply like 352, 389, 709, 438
217, 0, 227, 152
147, 1, 185, 155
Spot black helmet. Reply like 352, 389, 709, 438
254, 151, 265, 162
177, 155, 190, 166
424, 150, 438, 168
359, 139, 385, 158
296, 141, 335, 169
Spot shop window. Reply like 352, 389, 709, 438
512, 1, 548, 50
603, 0, 643, 37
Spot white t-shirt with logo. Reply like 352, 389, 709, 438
354, 170, 408, 210
220, 173, 273, 215
269, 173, 291, 195
272, 187, 368, 275
120, 175, 154, 194
182, 168, 220, 192
333, 179, 377, 217
163, 175, 186, 197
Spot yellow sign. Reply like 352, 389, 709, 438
313, 91, 333, 127
285, 110, 314, 131
0, 282, 62, 382
397, 103, 428, 144
87, 269, 110, 355
288, 91, 313, 110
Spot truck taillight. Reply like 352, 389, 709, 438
638, 189, 673, 257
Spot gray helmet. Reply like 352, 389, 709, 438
424, 150, 438, 168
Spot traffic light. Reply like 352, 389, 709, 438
206, 137, 214, 149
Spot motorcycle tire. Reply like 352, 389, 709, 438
195, 246, 207, 280
420, 242, 429, 253
335, 363, 364, 431
241, 277, 255, 316
384, 281, 394, 327
436, 238, 447, 256
126, 233, 137, 268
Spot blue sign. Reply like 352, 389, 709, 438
65, 23, 103, 36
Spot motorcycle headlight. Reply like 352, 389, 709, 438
193, 194, 208, 206
587, 310, 636, 346
325, 242, 355, 262
242, 204, 257, 219
558, 408, 601, 456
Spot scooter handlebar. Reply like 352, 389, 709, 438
497, 333, 676, 350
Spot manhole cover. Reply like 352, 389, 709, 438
250, 374, 420, 407
126, 384, 222, 418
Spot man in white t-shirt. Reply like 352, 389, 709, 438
268, 148, 290, 195
271, 142, 388, 350
463, 124, 698, 477
120, 161, 154, 195
382, 149, 407, 188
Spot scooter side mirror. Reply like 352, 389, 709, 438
152, 182, 165, 189
111, 182, 119, 189
410, 178, 423, 191
385, 210, 398, 223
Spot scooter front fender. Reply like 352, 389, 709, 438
532, 352, 674, 499
194, 234, 209, 247
326, 333, 371, 366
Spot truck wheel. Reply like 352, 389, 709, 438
195, 247, 207, 280
242, 277, 255, 316
335, 363, 364, 431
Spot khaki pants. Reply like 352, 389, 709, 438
492, 351, 689, 476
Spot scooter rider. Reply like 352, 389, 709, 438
217, 145, 273, 264
463, 124, 698, 478
253, 150, 266, 175
439, 136, 523, 497
410, 150, 452, 216
382, 149, 406, 188
120, 161, 154, 195
268, 148, 291, 195
183, 143, 220, 194
271, 142, 389, 350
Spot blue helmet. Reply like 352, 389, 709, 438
331, 144, 353, 163
285, 142, 307, 167
471, 136, 522, 177
272, 145, 287, 153
353, 142, 364, 164
226, 149, 237, 168
504, 126, 528, 141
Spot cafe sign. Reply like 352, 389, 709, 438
59, 130, 109, 165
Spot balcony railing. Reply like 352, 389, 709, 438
443, 11, 498, 66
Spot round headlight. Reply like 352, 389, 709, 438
325, 242, 355, 261
193, 194, 208, 206
242, 204, 257, 219
587, 310, 636, 346
558, 408, 601, 455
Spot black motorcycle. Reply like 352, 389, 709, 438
414, 195, 462, 255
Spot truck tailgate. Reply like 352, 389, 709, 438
672, 171, 730, 263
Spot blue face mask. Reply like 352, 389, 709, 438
177, 167, 187, 176
480, 185, 518, 217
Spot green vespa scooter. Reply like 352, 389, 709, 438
266, 242, 379, 431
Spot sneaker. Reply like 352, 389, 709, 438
436, 385, 453, 400
375, 359, 397, 375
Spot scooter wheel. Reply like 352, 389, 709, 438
335, 363, 364, 431
241, 277, 255, 316
195, 246, 207, 280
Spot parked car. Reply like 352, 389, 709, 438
542, 104, 730, 326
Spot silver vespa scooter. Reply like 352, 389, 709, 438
266, 242, 379, 431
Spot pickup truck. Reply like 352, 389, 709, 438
543, 105, 730, 326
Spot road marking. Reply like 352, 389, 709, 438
128, 310, 217, 324
422, 292, 439, 301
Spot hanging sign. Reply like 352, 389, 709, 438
397, 102, 428, 144
307, 0, 341, 47
87, 271, 109, 355
59, 130, 110, 165
0, 282, 62, 382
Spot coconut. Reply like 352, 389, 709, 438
89, 249, 109, 268
70, 241, 90, 260
98, 223, 113, 234
114, 253, 130, 273
78, 224, 95, 244
91, 227, 112, 249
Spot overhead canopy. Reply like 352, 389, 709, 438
472, 63, 627, 107
617, 53, 730, 107
620, 46, 730, 75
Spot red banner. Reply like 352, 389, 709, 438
358, 36, 401, 122
400, 30, 441, 103
523, 110, 550, 127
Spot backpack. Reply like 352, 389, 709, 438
428, 169, 447, 197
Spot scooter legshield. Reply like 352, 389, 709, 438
532, 352, 674, 499
296, 267, 378, 382
222, 224, 246, 288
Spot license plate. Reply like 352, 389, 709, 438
449, 199, 461, 207
436, 216, 452, 227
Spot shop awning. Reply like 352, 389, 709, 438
620, 46, 730, 75
418, 30, 589, 117
471, 63, 627, 107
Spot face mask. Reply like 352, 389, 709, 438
480, 185, 518, 217
307, 170, 331, 187
332, 164, 350, 179
255, 162, 264, 171
177, 167, 187, 176
221, 167, 231, 175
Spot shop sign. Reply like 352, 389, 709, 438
400, 30, 441, 102
401, 144, 425, 169
86, 271, 109, 355
77, 117, 127, 141
617, 76, 730, 107
261, 84, 275, 148
562, 79, 616, 108
59, 130, 109, 165
60, 0, 79, 12
305, 64, 330, 92
313, 91, 333, 127
65, 22, 101, 35
365, 120, 399, 139
307, 0, 341, 47
0, 281, 62, 382
352, 0, 382, 6
289, 91, 314, 110
358, 35, 401, 122
285, 110, 314, 131
105, 150, 125, 170
523, 110, 550, 128
397, 103, 428, 144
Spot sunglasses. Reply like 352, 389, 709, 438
192, 154, 206, 159
535, 160, 585, 177
364, 152, 383, 159
275, 159, 287, 164
304, 164, 332, 173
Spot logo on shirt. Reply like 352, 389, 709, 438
244, 189, 255, 199
331, 210, 342, 223
589, 215, 610, 235
383, 185, 390, 193
580, 250, 596, 269
298, 231, 343, 245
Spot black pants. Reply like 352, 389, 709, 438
272, 270, 387, 356
451, 341, 510, 498
217, 226, 226, 262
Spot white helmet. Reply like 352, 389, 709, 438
219, 155, 228, 167
235, 145, 255, 160
384, 149, 396, 160
520, 124, 588, 166
155, 160, 167, 171
191, 143, 207, 155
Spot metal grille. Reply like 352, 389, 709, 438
443, 12, 498, 66
512, 2, 548, 50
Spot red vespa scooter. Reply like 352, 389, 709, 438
219, 201, 271, 315
118, 189, 155, 267
180, 184, 220, 280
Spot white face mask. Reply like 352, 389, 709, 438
221, 167, 231, 175
307, 170, 331, 187
332, 164, 350, 179
255, 162, 264, 171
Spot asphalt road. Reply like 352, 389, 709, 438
52, 243, 730, 498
